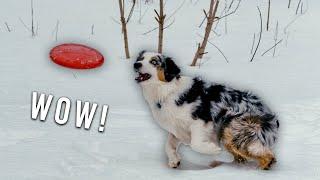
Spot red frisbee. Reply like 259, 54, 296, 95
50, 43, 104, 69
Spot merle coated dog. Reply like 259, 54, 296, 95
134, 51, 279, 170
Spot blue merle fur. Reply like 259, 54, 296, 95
176, 77, 279, 148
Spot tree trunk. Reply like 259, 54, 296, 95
157, 0, 165, 53
118, 0, 130, 59
191, 0, 219, 66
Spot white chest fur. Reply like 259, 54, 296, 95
141, 77, 197, 144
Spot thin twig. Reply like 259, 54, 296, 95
166, 0, 186, 21
91, 24, 95, 35
126, 0, 136, 23
199, 0, 241, 28
261, 39, 283, 56
285, 31, 289, 47
196, 33, 229, 63
215, 0, 241, 22
4, 22, 11, 32
284, 15, 302, 33
288, 0, 291, 8
55, 20, 60, 41
227, 0, 235, 11
296, 0, 302, 15
224, 0, 228, 34
250, 33, 256, 54
31, 0, 35, 37
273, 21, 278, 57
250, 7, 263, 62
139, 0, 142, 23
119, 0, 131, 58
19, 17, 31, 32
267, 0, 271, 31
142, 18, 175, 35
138, 5, 149, 23
110, 16, 121, 25
142, 26, 158, 35
211, 29, 221, 36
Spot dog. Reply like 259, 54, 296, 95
133, 51, 279, 170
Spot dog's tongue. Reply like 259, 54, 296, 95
135, 73, 145, 82
135, 75, 143, 82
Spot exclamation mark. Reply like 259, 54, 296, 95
99, 105, 109, 132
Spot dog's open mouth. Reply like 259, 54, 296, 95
135, 73, 151, 83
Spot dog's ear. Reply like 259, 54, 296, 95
162, 57, 181, 82
136, 50, 146, 61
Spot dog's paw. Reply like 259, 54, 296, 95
168, 160, 180, 168
168, 156, 181, 168
234, 156, 247, 164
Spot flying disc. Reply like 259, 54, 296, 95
50, 43, 104, 69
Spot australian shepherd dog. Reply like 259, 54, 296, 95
133, 51, 279, 170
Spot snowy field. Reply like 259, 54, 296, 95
1, 0, 320, 179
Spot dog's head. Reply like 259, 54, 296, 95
133, 51, 181, 83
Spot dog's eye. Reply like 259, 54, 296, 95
150, 59, 158, 66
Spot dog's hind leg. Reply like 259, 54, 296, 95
165, 133, 181, 168
247, 141, 276, 170
223, 127, 249, 164
222, 116, 277, 170
190, 121, 222, 155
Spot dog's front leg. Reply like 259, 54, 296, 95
190, 121, 222, 155
165, 133, 181, 168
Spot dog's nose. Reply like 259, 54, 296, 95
134, 62, 142, 69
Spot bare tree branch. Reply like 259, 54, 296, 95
191, 0, 219, 66
261, 39, 282, 56
155, 0, 166, 53
215, 0, 241, 22
138, 3, 149, 23
142, 18, 175, 35
250, 7, 263, 62
166, 0, 186, 21
19, 17, 31, 32
31, 0, 35, 37
119, 0, 131, 58
272, 21, 278, 57
288, 0, 292, 8
227, 0, 236, 11
91, 24, 95, 35
296, 0, 302, 15
267, 0, 271, 31
55, 20, 59, 41
126, 0, 136, 23
4, 22, 11, 32
250, 33, 256, 54
199, 0, 241, 28
110, 16, 121, 25
197, 33, 229, 63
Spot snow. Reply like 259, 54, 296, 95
1, 0, 320, 179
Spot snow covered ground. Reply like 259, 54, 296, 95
1, 0, 320, 179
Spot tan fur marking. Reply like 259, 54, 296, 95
222, 127, 276, 170
223, 128, 251, 160
157, 67, 166, 82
